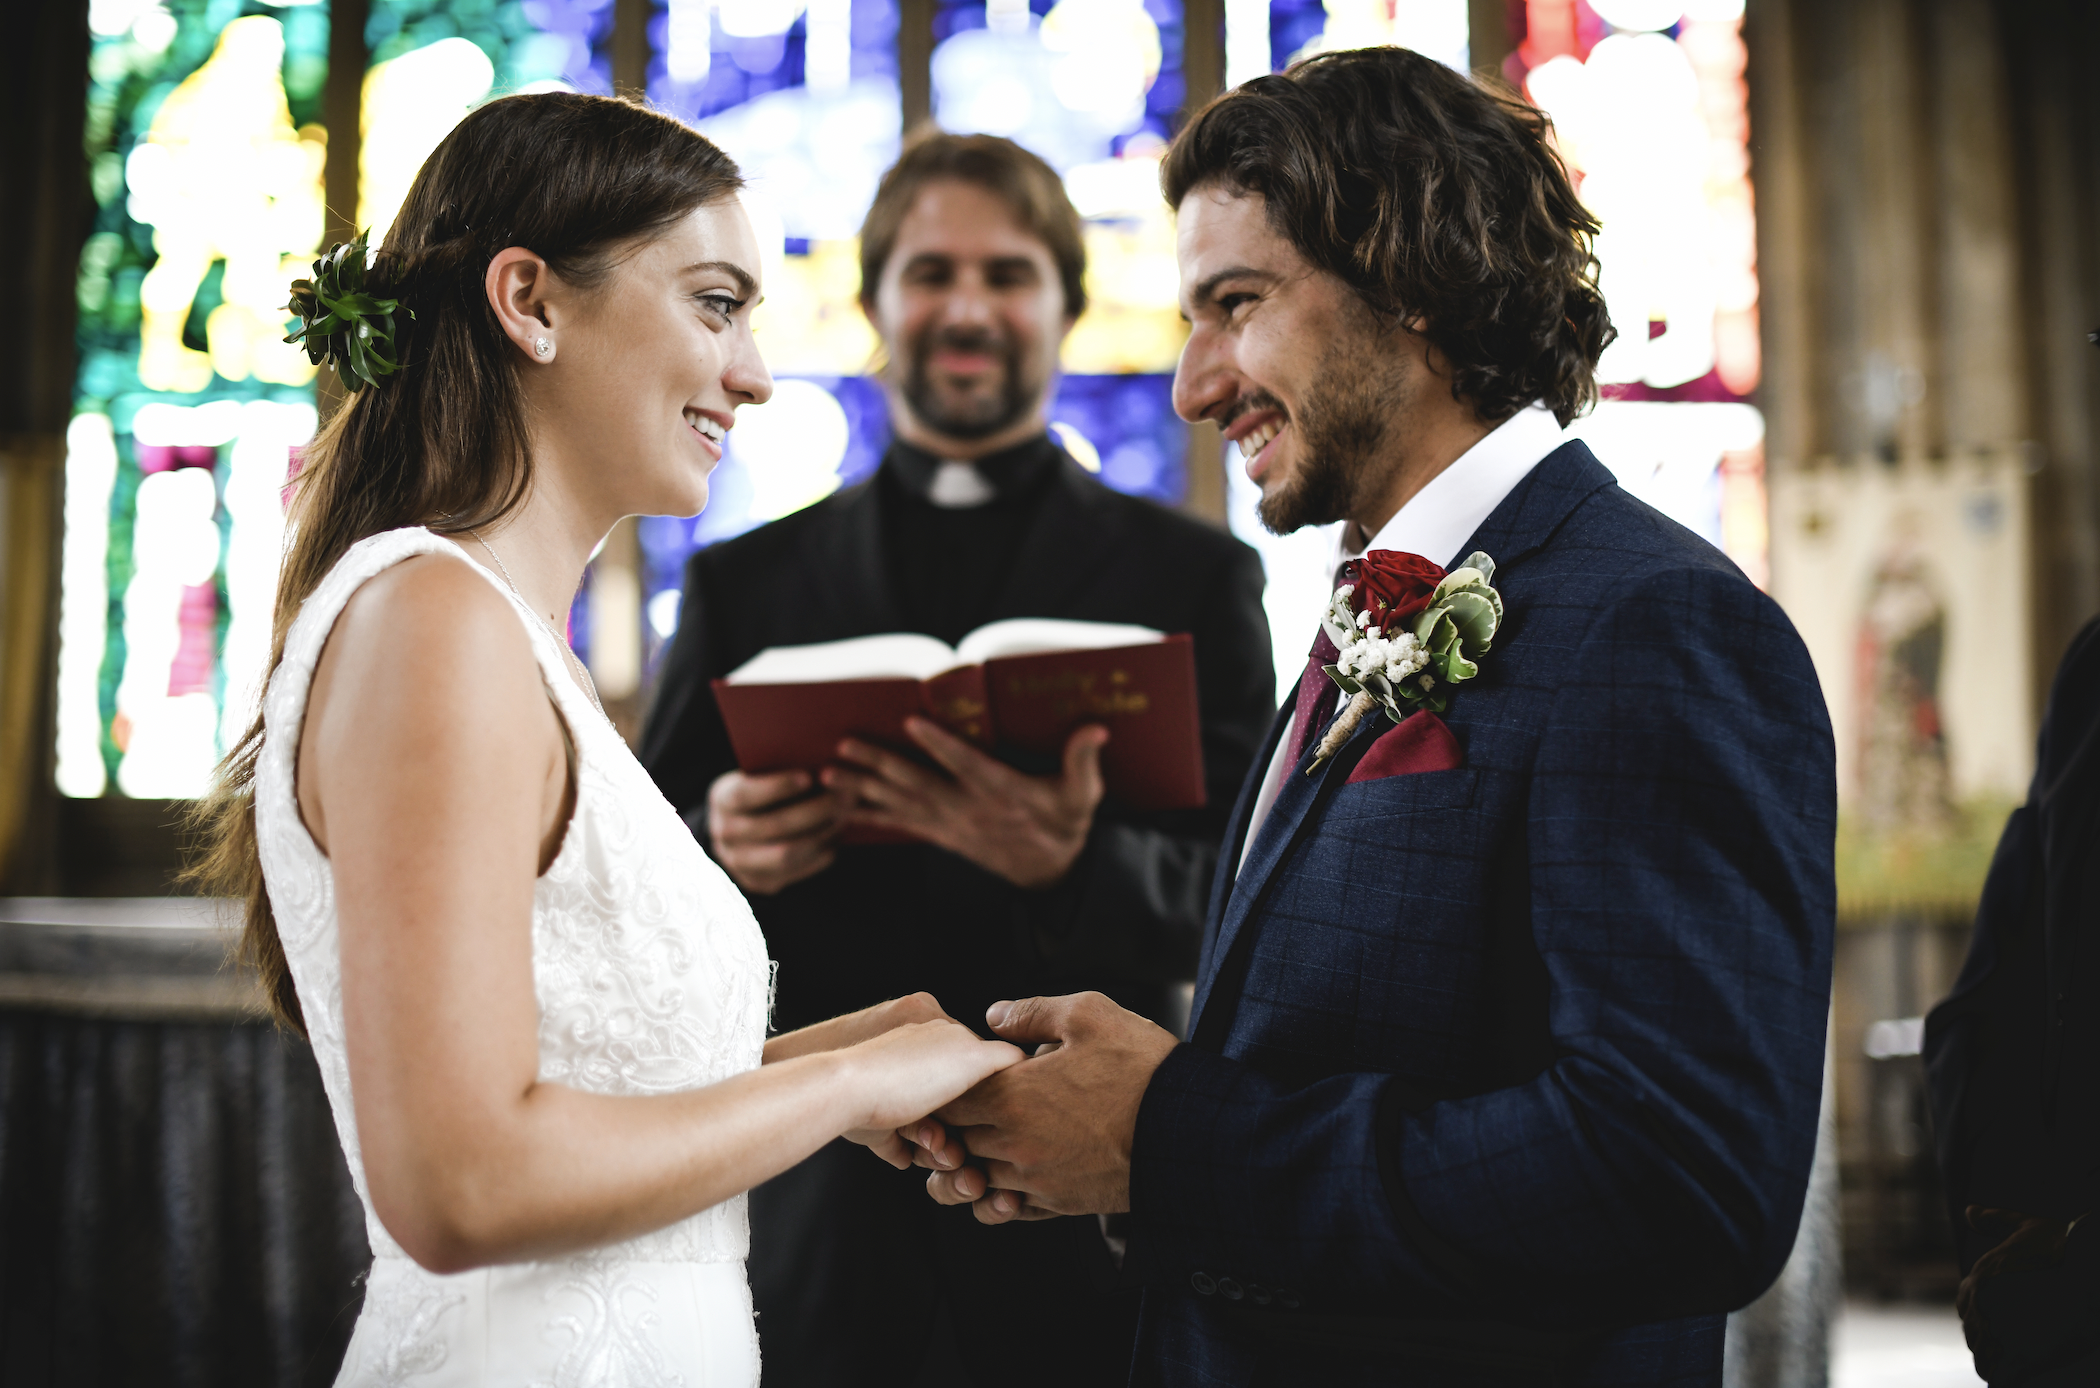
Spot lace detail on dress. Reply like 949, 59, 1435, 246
532, 1265, 689, 1388
354, 1265, 466, 1386
253, 527, 772, 1380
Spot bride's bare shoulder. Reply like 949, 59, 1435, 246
340, 548, 509, 629
321, 549, 539, 700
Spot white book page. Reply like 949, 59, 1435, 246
954, 617, 1165, 665
724, 632, 962, 685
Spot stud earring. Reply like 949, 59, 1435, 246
534, 337, 553, 358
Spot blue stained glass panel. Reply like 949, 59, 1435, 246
367, 0, 618, 93
1266, 0, 1325, 74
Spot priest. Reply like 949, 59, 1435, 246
639, 130, 1275, 1386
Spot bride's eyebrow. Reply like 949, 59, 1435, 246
680, 260, 757, 299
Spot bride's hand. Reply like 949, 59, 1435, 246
762, 991, 951, 1065
839, 1020, 1022, 1170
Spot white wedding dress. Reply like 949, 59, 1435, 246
255, 527, 775, 1387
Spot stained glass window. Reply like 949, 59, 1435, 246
59, 0, 333, 800
363, 0, 621, 240
1520, 0, 1767, 585
58, 0, 626, 800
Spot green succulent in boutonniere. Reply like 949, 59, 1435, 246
1308, 549, 1503, 772
1412, 554, 1503, 695
284, 229, 412, 392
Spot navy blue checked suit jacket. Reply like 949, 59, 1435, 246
1122, 442, 1837, 1387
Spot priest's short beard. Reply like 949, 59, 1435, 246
900, 323, 1042, 441
1257, 329, 1426, 537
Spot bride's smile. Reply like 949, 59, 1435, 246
487, 198, 770, 532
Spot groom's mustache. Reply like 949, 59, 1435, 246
1217, 389, 1290, 435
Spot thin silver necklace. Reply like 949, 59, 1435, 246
467, 527, 608, 718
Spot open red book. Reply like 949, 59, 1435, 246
711, 618, 1205, 843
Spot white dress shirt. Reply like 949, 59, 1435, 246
1236, 404, 1568, 873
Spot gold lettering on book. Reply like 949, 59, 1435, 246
1002, 669, 1151, 719
929, 695, 989, 742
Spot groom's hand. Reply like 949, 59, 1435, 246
824, 719, 1108, 890
924, 993, 1179, 1222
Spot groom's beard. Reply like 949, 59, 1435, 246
900, 322, 1040, 441
1256, 331, 1416, 537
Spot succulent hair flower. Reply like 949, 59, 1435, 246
284, 230, 413, 391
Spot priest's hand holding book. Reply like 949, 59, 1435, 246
706, 618, 1204, 896
706, 767, 851, 896
706, 721, 1111, 895
827, 718, 1110, 889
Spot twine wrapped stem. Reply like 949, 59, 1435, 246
1306, 691, 1378, 775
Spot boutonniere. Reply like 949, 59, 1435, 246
1307, 549, 1502, 773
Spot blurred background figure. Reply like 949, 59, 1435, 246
1924, 607, 2100, 1386
2, 2, 2098, 1386
639, 128, 1274, 1385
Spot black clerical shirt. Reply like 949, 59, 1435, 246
640, 431, 1275, 1035
880, 434, 1062, 646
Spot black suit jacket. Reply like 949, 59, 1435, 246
1925, 616, 2100, 1385
640, 453, 1276, 1034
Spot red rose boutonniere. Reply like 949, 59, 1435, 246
1307, 548, 1504, 772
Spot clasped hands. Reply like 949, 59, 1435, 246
876, 991, 1181, 1223
709, 717, 1110, 896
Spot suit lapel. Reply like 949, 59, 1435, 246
1184, 442, 1621, 1044
800, 478, 907, 635
1186, 684, 1383, 1040
986, 458, 1124, 619
1195, 694, 1294, 981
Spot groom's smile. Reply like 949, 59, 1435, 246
1173, 186, 1406, 539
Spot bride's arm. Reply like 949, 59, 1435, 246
306, 558, 1018, 1275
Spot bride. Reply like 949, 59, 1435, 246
191, 92, 1018, 1384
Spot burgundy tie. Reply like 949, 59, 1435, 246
1284, 627, 1342, 768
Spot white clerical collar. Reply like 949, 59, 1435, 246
927, 460, 997, 508
1329, 403, 1566, 584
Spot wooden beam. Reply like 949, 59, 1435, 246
613, 0, 651, 98
1182, 0, 1224, 119
1468, 0, 1516, 82
323, 0, 367, 247
0, 0, 89, 891
899, 0, 935, 133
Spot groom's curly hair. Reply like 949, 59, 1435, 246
1162, 47, 1615, 427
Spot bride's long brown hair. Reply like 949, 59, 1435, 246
186, 93, 743, 1034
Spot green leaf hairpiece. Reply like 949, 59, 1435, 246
284, 229, 414, 392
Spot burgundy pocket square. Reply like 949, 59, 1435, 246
1346, 711, 1464, 783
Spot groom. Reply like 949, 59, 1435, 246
916, 48, 1837, 1386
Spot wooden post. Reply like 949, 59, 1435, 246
1182, 0, 1224, 116
1467, 0, 1515, 81
0, 0, 91, 891
613, 0, 651, 98
899, 0, 935, 133
319, 0, 368, 423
